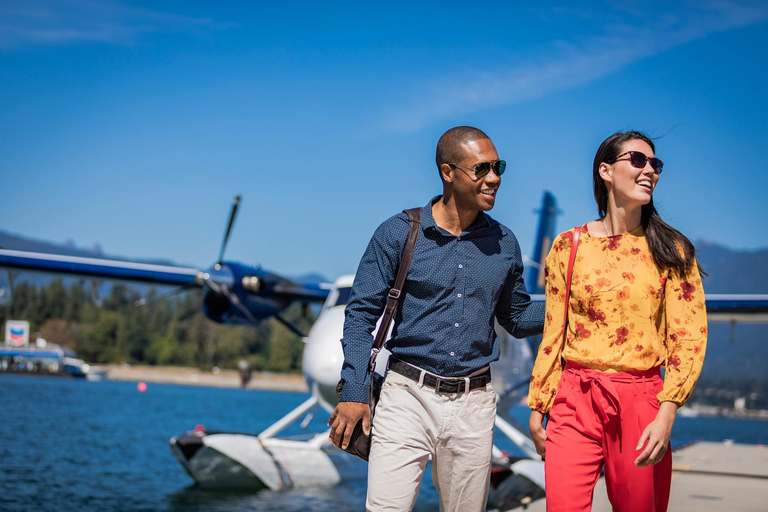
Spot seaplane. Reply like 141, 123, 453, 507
2, 192, 767, 511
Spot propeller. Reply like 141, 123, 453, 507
140, 193, 310, 337
217, 195, 241, 266
137, 194, 242, 308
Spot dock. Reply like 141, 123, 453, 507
512, 441, 768, 511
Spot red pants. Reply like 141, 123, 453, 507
544, 362, 671, 512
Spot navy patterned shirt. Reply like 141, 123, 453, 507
339, 196, 545, 402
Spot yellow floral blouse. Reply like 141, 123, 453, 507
528, 224, 707, 414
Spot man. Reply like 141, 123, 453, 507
329, 126, 544, 511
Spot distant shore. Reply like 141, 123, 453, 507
102, 364, 309, 392
680, 404, 768, 421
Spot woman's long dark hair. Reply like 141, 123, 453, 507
593, 131, 702, 278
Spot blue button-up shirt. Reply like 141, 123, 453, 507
339, 196, 545, 402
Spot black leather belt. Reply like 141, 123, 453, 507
388, 359, 491, 394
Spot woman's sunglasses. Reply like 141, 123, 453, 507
608, 151, 664, 175
448, 160, 506, 181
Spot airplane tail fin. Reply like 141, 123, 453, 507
525, 191, 559, 295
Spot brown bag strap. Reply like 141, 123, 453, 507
561, 226, 581, 352
372, 207, 422, 351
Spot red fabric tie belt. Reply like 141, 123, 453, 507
563, 361, 661, 435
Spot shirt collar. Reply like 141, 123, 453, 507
423, 196, 490, 235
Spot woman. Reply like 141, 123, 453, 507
528, 131, 707, 512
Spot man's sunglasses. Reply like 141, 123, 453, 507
448, 160, 506, 181
608, 151, 664, 175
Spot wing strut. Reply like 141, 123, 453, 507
274, 313, 307, 338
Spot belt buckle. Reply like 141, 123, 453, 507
435, 378, 461, 394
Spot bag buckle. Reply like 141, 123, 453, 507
367, 350, 379, 372
388, 288, 401, 299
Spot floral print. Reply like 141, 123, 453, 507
528, 224, 707, 414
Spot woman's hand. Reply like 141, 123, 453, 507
635, 401, 677, 467
529, 410, 547, 460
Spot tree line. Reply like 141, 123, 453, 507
0, 278, 314, 372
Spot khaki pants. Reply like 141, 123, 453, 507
366, 367, 497, 512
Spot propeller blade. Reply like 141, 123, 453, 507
213, 280, 263, 327
208, 275, 308, 337
217, 195, 241, 265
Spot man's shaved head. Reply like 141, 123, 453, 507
435, 126, 491, 171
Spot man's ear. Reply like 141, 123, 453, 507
598, 162, 612, 184
440, 163, 454, 184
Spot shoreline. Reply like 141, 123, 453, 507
101, 364, 309, 392
680, 405, 768, 421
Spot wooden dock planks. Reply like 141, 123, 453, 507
509, 441, 768, 512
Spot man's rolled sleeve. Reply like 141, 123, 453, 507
339, 217, 404, 402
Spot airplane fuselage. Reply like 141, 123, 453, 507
301, 275, 355, 411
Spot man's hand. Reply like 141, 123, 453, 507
529, 410, 547, 460
635, 401, 677, 467
328, 401, 370, 449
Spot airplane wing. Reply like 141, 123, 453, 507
0, 248, 331, 328
0, 197, 331, 331
0, 249, 202, 287
705, 294, 768, 323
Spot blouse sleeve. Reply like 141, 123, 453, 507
528, 232, 571, 414
658, 259, 707, 406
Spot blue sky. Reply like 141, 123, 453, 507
1, 0, 767, 280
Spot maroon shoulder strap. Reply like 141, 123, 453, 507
561, 226, 581, 347
372, 208, 422, 351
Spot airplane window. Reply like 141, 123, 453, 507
334, 287, 352, 307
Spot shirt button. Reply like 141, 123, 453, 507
458, 264, 463, 268
457, 294, 462, 298
454, 323, 459, 327
450, 352, 455, 356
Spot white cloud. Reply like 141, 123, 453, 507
385, 0, 768, 133
0, 0, 232, 48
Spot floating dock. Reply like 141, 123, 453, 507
512, 441, 768, 511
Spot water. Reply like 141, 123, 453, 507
1, 375, 766, 512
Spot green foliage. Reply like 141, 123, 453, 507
268, 321, 296, 373
0, 279, 316, 372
